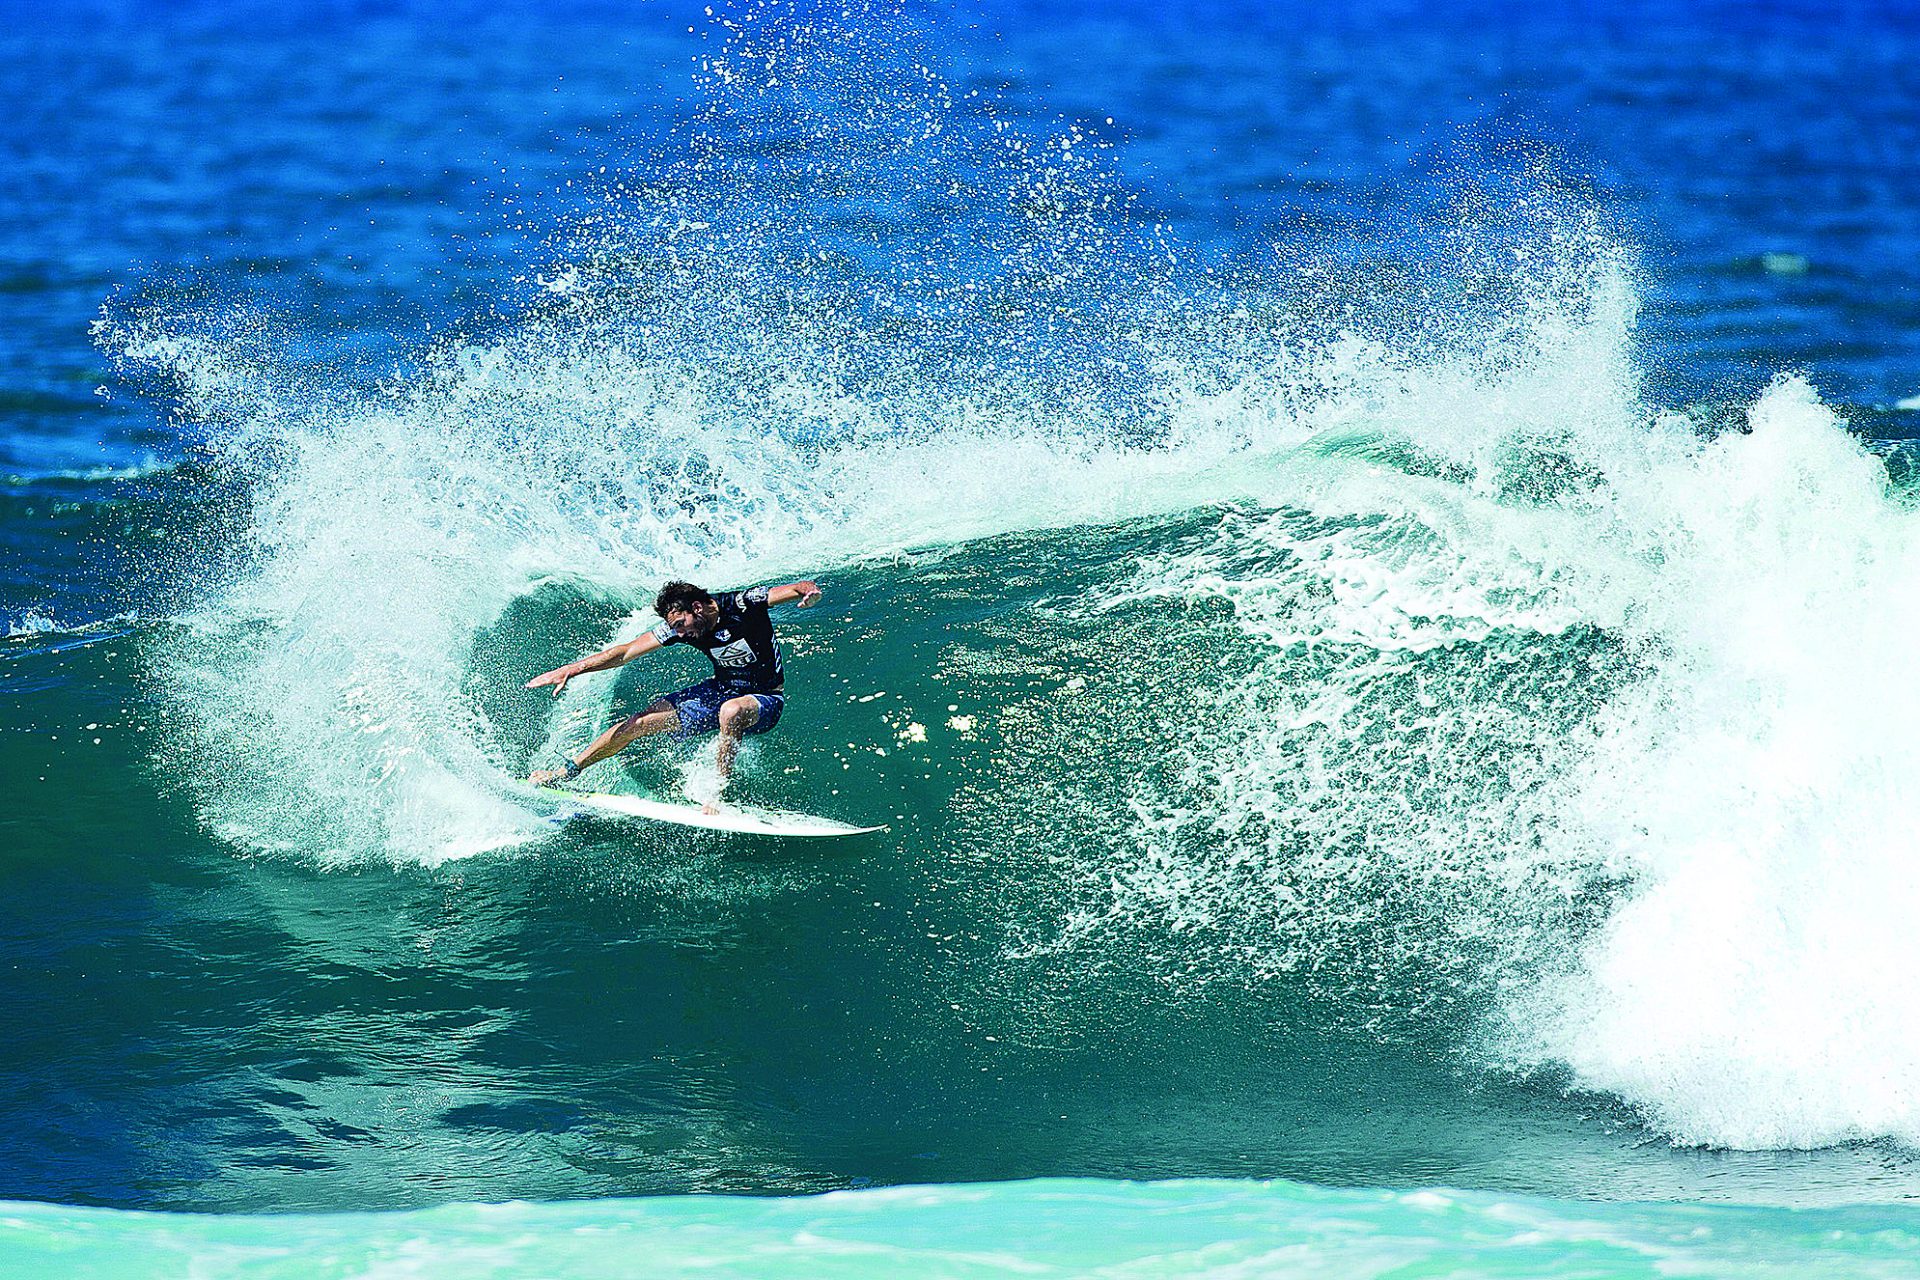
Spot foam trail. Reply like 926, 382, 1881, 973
7, 612, 63, 636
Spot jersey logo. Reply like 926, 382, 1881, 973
712, 639, 756, 667
714, 629, 731, 641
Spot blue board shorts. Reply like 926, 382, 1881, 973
662, 680, 784, 737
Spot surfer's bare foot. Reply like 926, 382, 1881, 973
702, 802, 720, 815
529, 768, 566, 787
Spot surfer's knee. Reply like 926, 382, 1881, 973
718, 697, 759, 735
622, 705, 678, 736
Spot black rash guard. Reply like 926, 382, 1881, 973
648, 586, 785, 693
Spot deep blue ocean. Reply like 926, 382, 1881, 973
7, 0, 1920, 1274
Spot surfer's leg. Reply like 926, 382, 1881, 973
531, 699, 679, 785
593, 699, 679, 757
712, 696, 762, 786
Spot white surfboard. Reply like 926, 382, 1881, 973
537, 786, 886, 838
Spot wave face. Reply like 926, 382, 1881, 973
17, 0, 1920, 1217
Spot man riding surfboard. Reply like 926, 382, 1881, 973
527, 578, 822, 809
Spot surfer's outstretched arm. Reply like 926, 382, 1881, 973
764, 579, 823, 607
526, 629, 666, 696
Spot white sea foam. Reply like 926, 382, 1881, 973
1096, 366, 1920, 1151
0, 1176, 1907, 1279
1501, 377, 1920, 1149
4, 611, 136, 639
6, 612, 63, 636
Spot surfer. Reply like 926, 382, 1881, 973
526, 578, 822, 808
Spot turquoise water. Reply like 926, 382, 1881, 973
8, 0, 1920, 1273
7, 1179, 1920, 1279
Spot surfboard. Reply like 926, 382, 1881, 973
535, 786, 886, 838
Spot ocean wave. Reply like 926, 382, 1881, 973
115, 228, 1920, 1156
93, 1, 1920, 1158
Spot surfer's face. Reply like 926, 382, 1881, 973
665, 602, 715, 639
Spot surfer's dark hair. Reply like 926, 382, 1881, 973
654, 581, 714, 617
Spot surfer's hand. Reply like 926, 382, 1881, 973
796, 582, 822, 608
527, 664, 574, 695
